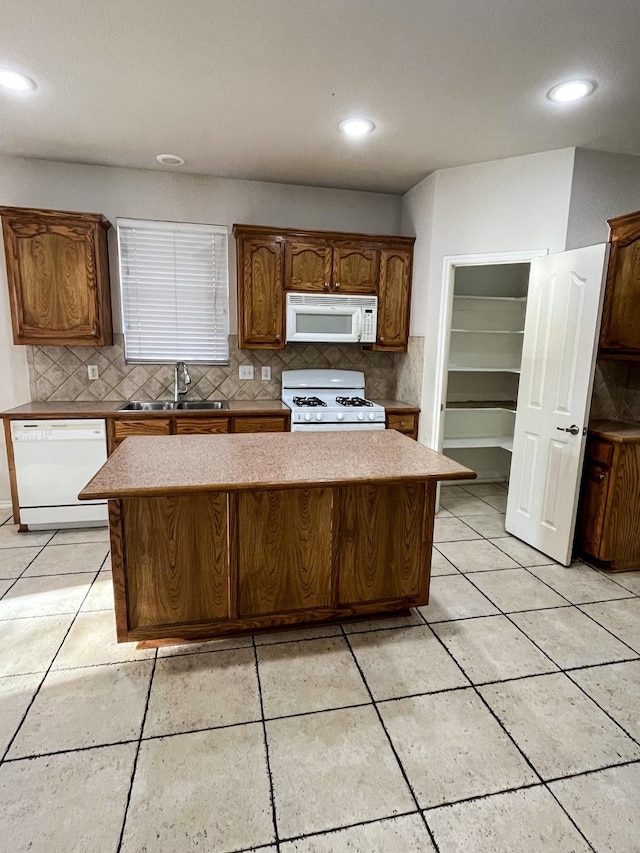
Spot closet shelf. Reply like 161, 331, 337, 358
448, 366, 521, 374
443, 436, 514, 452
446, 401, 517, 410
451, 329, 524, 335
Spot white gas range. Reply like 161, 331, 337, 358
282, 369, 386, 431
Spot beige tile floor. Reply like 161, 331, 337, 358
1, 485, 639, 852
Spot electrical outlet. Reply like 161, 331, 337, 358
239, 365, 254, 380
261, 366, 271, 381
87, 365, 99, 380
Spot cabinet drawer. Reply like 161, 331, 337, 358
387, 413, 417, 434
113, 419, 172, 441
587, 439, 613, 468
232, 416, 287, 433
175, 417, 230, 435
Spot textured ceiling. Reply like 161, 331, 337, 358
1, 0, 639, 193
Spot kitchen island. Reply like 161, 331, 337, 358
79, 430, 475, 644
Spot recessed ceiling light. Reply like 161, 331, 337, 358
0, 69, 36, 91
339, 118, 375, 138
156, 153, 186, 166
547, 80, 595, 102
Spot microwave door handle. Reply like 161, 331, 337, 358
356, 311, 363, 342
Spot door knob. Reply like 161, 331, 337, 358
556, 424, 580, 435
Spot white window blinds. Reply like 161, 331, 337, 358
117, 218, 229, 364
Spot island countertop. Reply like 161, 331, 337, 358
79, 429, 475, 499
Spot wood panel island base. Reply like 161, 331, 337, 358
79, 431, 475, 645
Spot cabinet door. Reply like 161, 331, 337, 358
336, 482, 429, 604
110, 418, 171, 452
1, 210, 112, 346
175, 417, 229, 434
600, 212, 640, 356
232, 416, 288, 433
122, 494, 229, 630
332, 243, 378, 293
284, 238, 332, 292
375, 248, 412, 351
237, 235, 284, 348
237, 488, 334, 616
577, 459, 612, 560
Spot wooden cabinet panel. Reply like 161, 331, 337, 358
578, 434, 640, 570
113, 418, 171, 443
237, 488, 334, 615
284, 238, 332, 291
122, 494, 229, 629
237, 234, 284, 348
0, 206, 112, 346
600, 210, 640, 358
232, 416, 288, 433
387, 413, 417, 435
332, 243, 378, 293
175, 417, 229, 435
375, 248, 412, 351
336, 482, 430, 604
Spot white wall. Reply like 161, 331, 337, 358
566, 149, 640, 250
0, 155, 402, 504
401, 148, 576, 447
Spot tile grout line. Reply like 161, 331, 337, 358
252, 636, 281, 853
115, 649, 158, 853
0, 532, 58, 602
339, 624, 442, 853
0, 558, 104, 764
274, 809, 421, 847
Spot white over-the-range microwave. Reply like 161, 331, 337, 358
285, 292, 378, 344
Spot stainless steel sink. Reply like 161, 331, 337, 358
118, 400, 229, 412
176, 400, 229, 410
118, 401, 178, 411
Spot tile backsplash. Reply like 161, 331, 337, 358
26, 335, 397, 402
590, 360, 640, 422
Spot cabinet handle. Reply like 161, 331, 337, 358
275, 334, 281, 342
324, 282, 330, 290
335, 282, 340, 290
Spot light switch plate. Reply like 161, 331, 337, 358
87, 365, 99, 380
239, 365, 254, 380
261, 366, 271, 381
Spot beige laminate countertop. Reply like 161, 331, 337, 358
589, 419, 640, 443
371, 399, 420, 411
1, 400, 291, 419
79, 430, 474, 499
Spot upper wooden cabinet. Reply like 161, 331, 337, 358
234, 224, 414, 351
375, 247, 412, 352
284, 237, 377, 294
599, 209, 640, 359
235, 231, 285, 349
0, 206, 113, 346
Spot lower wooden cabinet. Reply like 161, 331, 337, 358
107, 411, 289, 452
577, 425, 640, 571
387, 412, 418, 439
110, 479, 435, 641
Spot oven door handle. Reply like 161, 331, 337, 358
355, 311, 363, 342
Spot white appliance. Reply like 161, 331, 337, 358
282, 369, 386, 431
286, 292, 377, 344
11, 419, 108, 529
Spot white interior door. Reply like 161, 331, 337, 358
505, 244, 607, 565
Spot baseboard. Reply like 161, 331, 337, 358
0, 500, 13, 513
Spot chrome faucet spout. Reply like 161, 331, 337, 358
173, 361, 191, 403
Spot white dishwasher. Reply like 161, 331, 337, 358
11, 419, 108, 529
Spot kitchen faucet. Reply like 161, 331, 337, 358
173, 361, 191, 403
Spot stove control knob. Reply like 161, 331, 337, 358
368, 412, 376, 421
304, 413, 312, 422
357, 412, 365, 421
337, 413, 344, 421
315, 412, 323, 421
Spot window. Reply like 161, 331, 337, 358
117, 218, 229, 363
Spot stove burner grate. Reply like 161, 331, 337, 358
292, 396, 327, 407
336, 396, 374, 407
